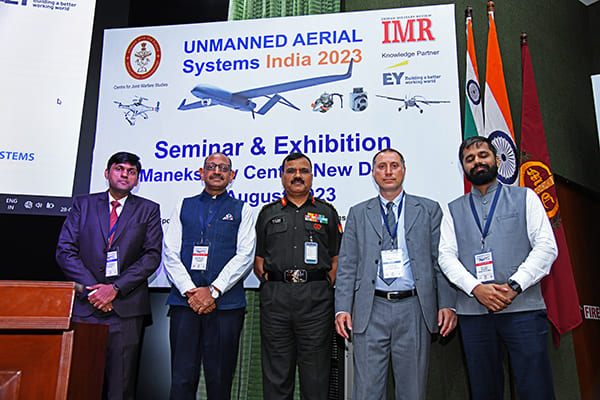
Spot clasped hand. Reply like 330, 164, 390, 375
186, 287, 216, 315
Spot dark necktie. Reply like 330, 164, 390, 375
108, 200, 120, 247
380, 201, 397, 286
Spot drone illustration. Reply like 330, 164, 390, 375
376, 94, 449, 113
178, 60, 353, 118
114, 96, 159, 126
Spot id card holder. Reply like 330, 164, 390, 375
304, 242, 318, 264
191, 245, 209, 270
381, 248, 408, 279
473, 248, 495, 282
106, 249, 119, 278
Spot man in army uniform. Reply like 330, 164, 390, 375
255, 152, 342, 400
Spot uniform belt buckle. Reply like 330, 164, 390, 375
386, 291, 399, 301
285, 269, 307, 283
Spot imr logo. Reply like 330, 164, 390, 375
382, 19, 434, 44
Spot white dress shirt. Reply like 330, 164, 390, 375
438, 185, 557, 296
162, 196, 256, 296
108, 193, 127, 216
376, 191, 415, 291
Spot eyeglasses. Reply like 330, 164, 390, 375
284, 167, 311, 175
204, 163, 231, 172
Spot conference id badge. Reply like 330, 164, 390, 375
381, 248, 409, 279
191, 245, 209, 270
304, 241, 318, 264
105, 250, 119, 278
474, 249, 495, 282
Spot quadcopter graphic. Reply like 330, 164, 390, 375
114, 96, 159, 126
376, 94, 449, 113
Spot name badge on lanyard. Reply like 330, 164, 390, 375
473, 249, 495, 282
305, 241, 318, 264
191, 245, 209, 270
381, 248, 410, 279
469, 184, 502, 283
106, 249, 119, 277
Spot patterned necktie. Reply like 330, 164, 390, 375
380, 201, 397, 285
108, 200, 120, 247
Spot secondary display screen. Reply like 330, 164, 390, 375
0, 0, 96, 215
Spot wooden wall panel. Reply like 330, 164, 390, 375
556, 177, 600, 400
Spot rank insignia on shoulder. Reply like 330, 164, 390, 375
305, 212, 328, 224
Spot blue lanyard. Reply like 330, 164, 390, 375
107, 202, 121, 249
469, 184, 502, 249
379, 192, 404, 243
108, 218, 119, 239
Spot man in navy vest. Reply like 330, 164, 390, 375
162, 152, 256, 400
439, 136, 558, 399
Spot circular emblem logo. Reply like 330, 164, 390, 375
467, 79, 481, 105
488, 130, 518, 185
125, 35, 161, 80
519, 161, 559, 219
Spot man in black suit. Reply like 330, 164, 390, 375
56, 151, 163, 400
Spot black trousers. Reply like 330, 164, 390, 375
260, 280, 333, 400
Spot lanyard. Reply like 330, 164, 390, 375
108, 218, 119, 241
107, 204, 121, 250
379, 192, 404, 243
198, 193, 227, 242
469, 184, 502, 249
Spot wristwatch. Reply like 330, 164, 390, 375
507, 279, 522, 294
209, 285, 221, 299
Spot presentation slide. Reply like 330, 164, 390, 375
91, 5, 464, 287
0, 0, 96, 215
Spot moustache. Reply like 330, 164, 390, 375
292, 177, 304, 184
209, 174, 224, 180
469, 163, 490, 175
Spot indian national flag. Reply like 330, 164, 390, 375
463, 8, 484, 193
484, 4, 518, 185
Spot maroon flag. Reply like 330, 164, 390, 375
520, 33, 582, 346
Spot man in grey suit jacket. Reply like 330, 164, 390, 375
56, 151, 163, 400
335, 148, 456, 400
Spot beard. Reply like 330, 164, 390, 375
465, 162, 498, 186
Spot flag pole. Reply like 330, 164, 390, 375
519, 31, 583, 346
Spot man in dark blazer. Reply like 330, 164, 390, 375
56, 151, 163, 400
335, 148, 456, 400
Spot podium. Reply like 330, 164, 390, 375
0, 281, 108, 400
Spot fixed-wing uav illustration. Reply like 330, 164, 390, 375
376, 94, 449, 113
178, 60, 354, 118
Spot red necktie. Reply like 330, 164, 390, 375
108, 200, 120, 247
